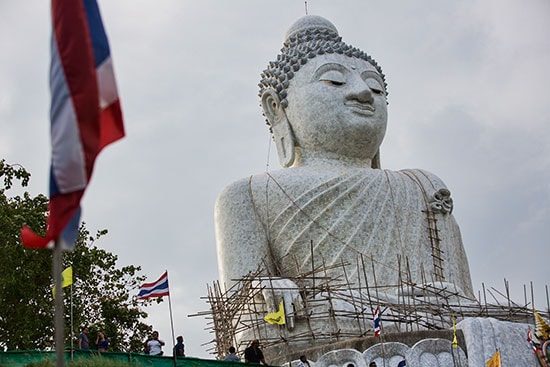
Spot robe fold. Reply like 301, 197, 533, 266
248, 167, 473, 297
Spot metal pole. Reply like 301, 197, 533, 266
70, 283, 74, 360
53, 242, 65, 367
166, 272, 177, 367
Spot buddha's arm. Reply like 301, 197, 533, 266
214, 178, 270, 289
401, 168, 474, 297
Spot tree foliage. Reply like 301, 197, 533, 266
0, 159, 152, 352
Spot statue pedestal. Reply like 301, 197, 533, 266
275, 319, 538, 367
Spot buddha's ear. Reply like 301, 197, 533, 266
261, 89, 295, 168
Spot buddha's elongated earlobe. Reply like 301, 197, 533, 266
261, 90, 295, 167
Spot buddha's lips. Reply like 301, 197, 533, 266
345, 102, 375, 113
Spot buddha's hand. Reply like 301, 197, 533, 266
252, 278, 304, 330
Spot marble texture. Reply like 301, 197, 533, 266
214, 14, 479, 363
288, 319, 539, 367
458, 318, 538, 366
284, 338, 468, 367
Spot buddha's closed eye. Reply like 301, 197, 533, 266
321, 79, 345, 86
319, 69, 345, 86
370, 87, 384, 95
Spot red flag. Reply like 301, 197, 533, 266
21, 0, 124, 250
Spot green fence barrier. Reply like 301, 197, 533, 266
0, 350, 246, 367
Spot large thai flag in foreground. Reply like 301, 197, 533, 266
21, 0, 124, 250
137, 272, 170, 300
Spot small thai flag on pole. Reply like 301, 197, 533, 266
138, 271, 170, 300
373, 306, 381, 337
21, 0, 124, 250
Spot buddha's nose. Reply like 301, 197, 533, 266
347, 81, 374, 104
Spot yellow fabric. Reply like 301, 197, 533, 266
534, 309, 550, 340
61, 266, 73, 288
264, 301, 285, 325
485, 350, 501, 367
452, 316, 458, 348
52, 267, 73, 297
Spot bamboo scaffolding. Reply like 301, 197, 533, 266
191, 254, 549, 359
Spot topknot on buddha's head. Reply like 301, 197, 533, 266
282, 15, 339, 43
259, 15, 387, 113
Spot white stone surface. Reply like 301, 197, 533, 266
407, 338, 467, 367
282, 318, 542, 366
214, 14, 477, 361
303, 339, 468, 367
363, 342, 409, 366
317, 349, 367, 367
283, 319, 540, 367
458, 318, 538, 366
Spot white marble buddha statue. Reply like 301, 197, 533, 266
214, 15, 474, 347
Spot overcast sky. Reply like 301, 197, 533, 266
1, 0, 549, 359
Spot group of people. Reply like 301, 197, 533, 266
143, 331, 186, 357
76, 326, 185, 357
223, 339, 266, 364
74, 326, 371, 366
76, 327, 374, 364
223, 339, 312, 367
76, 326, 110, 352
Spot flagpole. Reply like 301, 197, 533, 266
166, 271, 177, 367
53, 241, 65, 367
379, 308, 386, 367
168, 294, 177, 367
70, 283, 74, 360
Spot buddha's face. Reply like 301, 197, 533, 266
284, 53, 387, 161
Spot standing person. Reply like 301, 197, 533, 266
173, 335, 185, 357
297, 355, 310, 367
244, 339, 267, 365
224, 346, 240, 361
144, 330, 165, 356
96, 331, 110, 352
77, 327, 89, 350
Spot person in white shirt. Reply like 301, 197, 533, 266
144, 330, 165, 356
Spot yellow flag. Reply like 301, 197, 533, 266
52, 267, 73, 297
452, 315, 458, 348
264, 301, 285, 325
485, 350, 501, 367
61, 267, 73, 288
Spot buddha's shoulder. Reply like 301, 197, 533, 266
217, 167, 450, 200
216, 176, 255, 204
396, 168, 450, 190
259, 167, 448, 185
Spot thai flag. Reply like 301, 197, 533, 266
373, 306, 381, 337
21, 0, 124, 250
397, 358, 407, 367
138, 271, 170, 300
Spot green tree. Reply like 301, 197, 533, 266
0, 159, 152, 352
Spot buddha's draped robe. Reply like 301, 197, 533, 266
249, 168, 473, 297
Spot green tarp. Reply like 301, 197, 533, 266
0, 350, 246, 367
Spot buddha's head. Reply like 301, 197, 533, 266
259, 15, 388, 168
